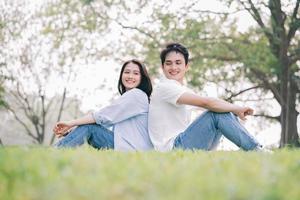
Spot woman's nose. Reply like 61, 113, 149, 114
128, 73, 134, 78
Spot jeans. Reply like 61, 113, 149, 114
54, 124, 114, 149
174, 111, 260, 151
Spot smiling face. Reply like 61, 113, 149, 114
121, 62, 142, 91
162, 51, 189, 84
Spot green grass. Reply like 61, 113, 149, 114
0, 147, 299, 200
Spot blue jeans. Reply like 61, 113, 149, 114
54, 124, 114, 149
174, 111, 260, 151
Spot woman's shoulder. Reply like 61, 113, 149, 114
122, 89, 149, 110
123, 88, 148, 101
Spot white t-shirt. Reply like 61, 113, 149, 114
148, 78, 192, 151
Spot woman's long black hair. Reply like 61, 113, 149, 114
118, 59, 152, 100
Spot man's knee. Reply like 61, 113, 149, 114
209, 111, 232, 117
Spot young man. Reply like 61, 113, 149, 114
148, 43, 262, 152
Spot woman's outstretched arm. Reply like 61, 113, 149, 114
53, 113, 95, 137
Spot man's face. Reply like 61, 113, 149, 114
162, 51, 188, 84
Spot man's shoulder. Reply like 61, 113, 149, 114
159, 78, 180, 85
156, 78, 182, 90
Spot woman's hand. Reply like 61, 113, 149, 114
233, 106, 254, 121
53, 121, 74, 138
53, 114, 95, 138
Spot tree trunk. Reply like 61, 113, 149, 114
280, 102, 299, 147
280, 72, 300, 147
288, 81, 299, 146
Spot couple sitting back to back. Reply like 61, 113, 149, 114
54, 43, 262, 152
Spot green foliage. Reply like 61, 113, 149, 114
80, 0, 94, 5
142, 13, 214, 85
0, 147, 299, 200
233, 31, 279, 75
0, 86, 5, 107
139, 4, 297, 108
142, 15, 244, 91
0, 20, 5, 41
41, 0, 113, 50
0, 63, 5, 107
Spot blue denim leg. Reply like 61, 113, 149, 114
174, 111, 260, 151
54, 124, 114, 149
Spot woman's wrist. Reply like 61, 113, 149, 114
68, 120, 77, 127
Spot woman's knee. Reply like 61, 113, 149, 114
77, 124, 97, 130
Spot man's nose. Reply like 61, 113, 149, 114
170, 63, 176, 69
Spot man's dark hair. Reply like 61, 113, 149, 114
160, 43, 189, 65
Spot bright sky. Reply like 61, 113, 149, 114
62, 0, 284, 149
8, 0, 298, 148
75, 0, 255, 110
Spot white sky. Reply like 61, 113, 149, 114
62, 0, 286, 148
76, 0, 256, 110
6, 0, 299, 148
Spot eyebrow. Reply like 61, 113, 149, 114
165, 59, 182, 62
124, 69, 140, 72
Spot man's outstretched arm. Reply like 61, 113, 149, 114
177, 92, 253, 120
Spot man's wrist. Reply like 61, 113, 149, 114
232, 105, 242, 114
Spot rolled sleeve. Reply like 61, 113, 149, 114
92, 88, 148, 127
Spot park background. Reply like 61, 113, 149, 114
1, 1, 300, 200
0, 0, 299, 148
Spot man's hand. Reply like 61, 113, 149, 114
233, 107, 254, 121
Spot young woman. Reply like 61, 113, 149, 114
53, 59, 153, 151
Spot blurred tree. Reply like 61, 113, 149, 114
1, 0, 114, 145
216, 0, 300, 147
0, 94, 82, 145
117, 0, 299, 147
0, 7, 7, 107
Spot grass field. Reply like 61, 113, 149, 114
0, 146, 299, 200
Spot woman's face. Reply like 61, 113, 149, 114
122, 62, 142, 91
